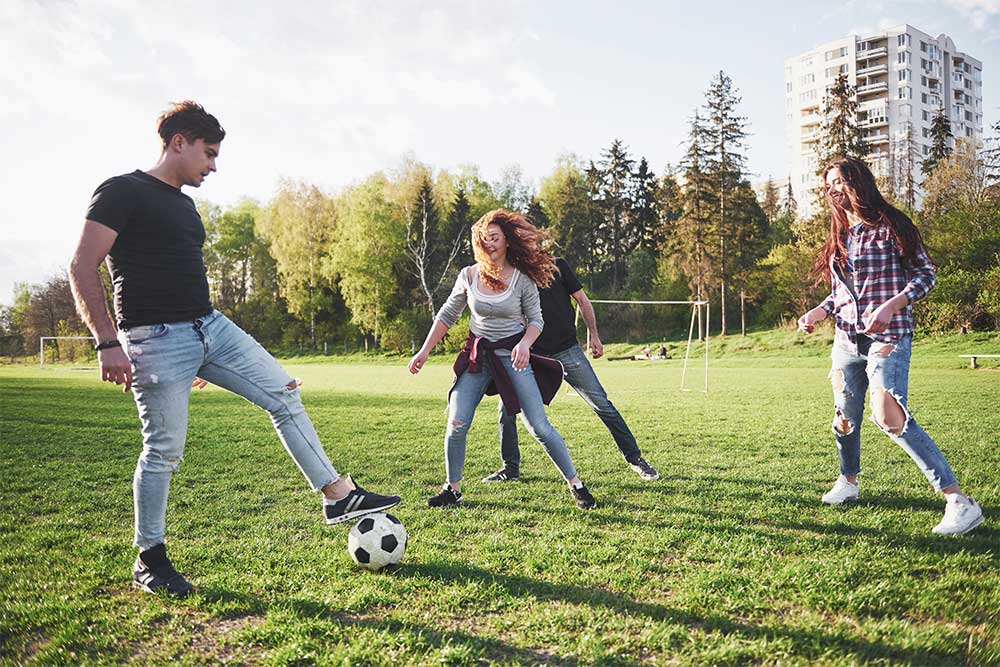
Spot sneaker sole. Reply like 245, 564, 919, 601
131, 580, 193, 597
481, 477, 519, 483
324, 498, 401, 525
934, 513, 985, 536
428, 498, 463, 508
820, 496, 858, 506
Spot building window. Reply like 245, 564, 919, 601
825, 64, 848, 78
922, 110, 929, 121
786, 82, 793, 92
898, 69, 910, 81
799, 89, 817, 103
897, 51, 911, 65
966, 110, 973, 121
800, 73, 815, 85
920, 41, 928, 52
897, 34, 910, 47
898, 86, 912, 100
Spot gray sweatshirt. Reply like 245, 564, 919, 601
435, 265, 544, 343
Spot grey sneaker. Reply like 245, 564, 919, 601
627, 457, 660, 481
482, 466, 519, 483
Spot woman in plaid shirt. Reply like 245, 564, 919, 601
797, 156, 983, 535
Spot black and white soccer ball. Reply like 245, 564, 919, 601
347, 512, 407, 571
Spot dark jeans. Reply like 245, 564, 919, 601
497, 343, 642, 466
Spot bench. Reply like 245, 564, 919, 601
959, 354, 1000, 369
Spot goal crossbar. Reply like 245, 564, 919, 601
39, 336, 97, 368
580, 299, 709, 392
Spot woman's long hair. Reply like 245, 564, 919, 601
471, 209, 556, 291
813, 156, 931, 284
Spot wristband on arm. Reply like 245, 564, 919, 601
93, 339, 122, 351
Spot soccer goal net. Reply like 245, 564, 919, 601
39, 336, 97, 368
576, 300, 710, 392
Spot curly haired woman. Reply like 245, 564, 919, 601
408, 209, 595, 510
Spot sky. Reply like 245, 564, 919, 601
2, 0, 998, 306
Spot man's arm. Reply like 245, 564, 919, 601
68, 221, 132, 392
570, 289, 603, 358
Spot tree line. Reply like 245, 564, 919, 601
4, 70, 999, 361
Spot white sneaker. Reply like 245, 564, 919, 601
821, 475, 859, 505
932, 495, 984, 535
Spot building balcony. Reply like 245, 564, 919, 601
857, 63, 888, 77
859, 116, 888, 128
801, 131, 821, 143
857, 46, 887, 59
857, 81, 888, 96
863, 132, 889, 144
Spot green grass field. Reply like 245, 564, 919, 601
2, 330, 999, 666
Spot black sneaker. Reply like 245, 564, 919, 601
570, 483, 596, 509
324, 476, 401, 525
481, 466, 519, 483
132, 544, 194, 597
427, 484, 463, 508
627, 456, 660, 481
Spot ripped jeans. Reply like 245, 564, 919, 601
121, 310, 339, 549
829, 333, 956, 491
445, 353, 577, 484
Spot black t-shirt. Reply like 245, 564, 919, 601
533, 258, 584, 355
86, 170, 212, 328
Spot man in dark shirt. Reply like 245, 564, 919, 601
483, 258, 660, 482
68, 101, 400, 597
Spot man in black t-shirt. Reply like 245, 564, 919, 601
483, 258, 660, 482
68, 101, 400, 597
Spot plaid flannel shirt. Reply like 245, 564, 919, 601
819, 222, 935, 349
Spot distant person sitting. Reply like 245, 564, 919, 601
485, 258, 660, 482
658, 345, 667, 359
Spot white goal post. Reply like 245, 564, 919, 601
576, 300, 710, 393
39, 336, 97, 368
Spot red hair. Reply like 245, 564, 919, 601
471, 209, 556, 291
813, 156, 931, 284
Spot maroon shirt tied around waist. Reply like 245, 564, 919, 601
451, 331, 564, 414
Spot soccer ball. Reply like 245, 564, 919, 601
347, 513, 407, 571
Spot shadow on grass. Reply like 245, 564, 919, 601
199, 557, 963, 666
197, 586, 589, 666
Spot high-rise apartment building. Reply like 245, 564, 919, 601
785, 25, 983, 216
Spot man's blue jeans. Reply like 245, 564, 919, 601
497, 344, 642, 467
830, 334, 957, 491
447, 352, 577, 483
120, 310, 340, 549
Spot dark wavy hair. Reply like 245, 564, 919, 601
813, 156, 931, 283
471, 209, 556, 291
157, 100, 226, 149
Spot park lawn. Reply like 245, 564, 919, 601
1, 337, 998, 666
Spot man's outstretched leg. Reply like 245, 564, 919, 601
194, 312, 400, 524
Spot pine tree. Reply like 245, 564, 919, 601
922, 107, 953, 176
703, 70, 749, 336
892, 123, 920, 210
677, 111, 716, 339
525, 196, 550, 229
596, 139, 635, 290
782, 177, 798, 220
819, 73, 868, 163
446, 186, 473, 267
761, 176, 780, 224
631, 158, 661, 254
